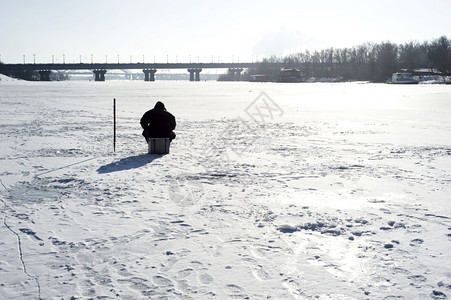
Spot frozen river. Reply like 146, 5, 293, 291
1, 79, 450, 299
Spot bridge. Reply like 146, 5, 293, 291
0, 62, 264, 81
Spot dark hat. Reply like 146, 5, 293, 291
154, 101, 166, 110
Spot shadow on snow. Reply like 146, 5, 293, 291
97, 154, 163, 174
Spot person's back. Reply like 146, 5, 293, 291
140, 101, 176, 141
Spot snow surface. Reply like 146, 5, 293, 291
0, 79, 450, 299
0, 74, 18, 82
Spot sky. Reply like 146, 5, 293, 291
1, 0, 450, 64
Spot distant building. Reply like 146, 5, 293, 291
278, 68, 302, 82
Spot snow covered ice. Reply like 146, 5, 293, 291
0, 77, 450, 299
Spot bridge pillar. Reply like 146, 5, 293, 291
195, 68, 202, 81
93, 69, 107, 81
143, 70, 150, 81
39, 70, 51, 81
228, 68, 236, 80
188, 68, 195, 81
229, 68, 243, 81
188, 68, 202, 81
143, 69, 157, 81
235, 68, 243, 81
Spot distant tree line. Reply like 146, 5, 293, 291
226, 36, 451, 82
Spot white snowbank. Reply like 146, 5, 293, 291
0, 73, 17, 81
0, 80, 450, 299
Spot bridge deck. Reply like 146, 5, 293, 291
1, 62, 263, 71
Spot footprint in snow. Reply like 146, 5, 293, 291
410, 238, 424, 246
225, 284, 244, 295
19, 228, 42, 241
408, 275, 427, 283
117, 277, 151, 291
152, 275, 173, 286
176, 268, 195, 279
408, 274, 428, 287
430, 290, 447, 300
252, 265, 272, 281
198, 273, 214, 285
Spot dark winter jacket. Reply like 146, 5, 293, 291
140, 102, 176, 139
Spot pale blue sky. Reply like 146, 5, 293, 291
1, 0, 450, 63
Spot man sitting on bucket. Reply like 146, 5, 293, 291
140, 101, 176, 142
